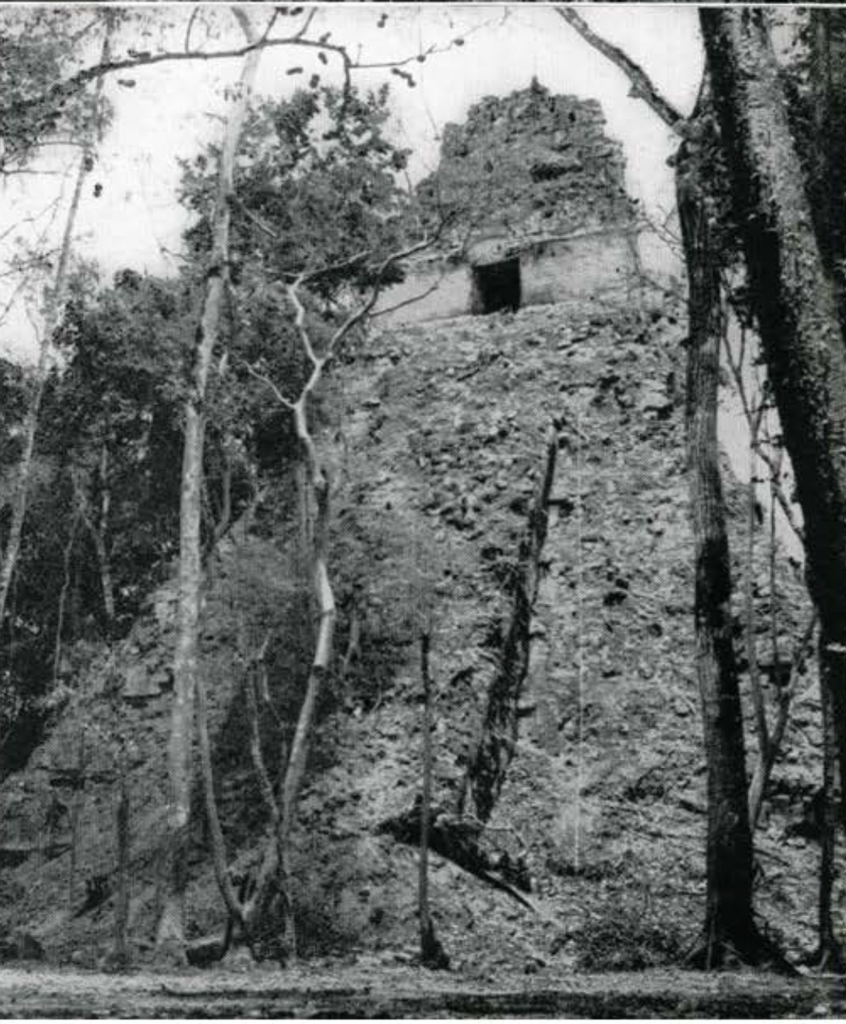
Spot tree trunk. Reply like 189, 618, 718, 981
815, 633, 845, 971
0, 56, 106, 631
418, 631, 448, 969
195, 660, 244, 930
52, 506, 80, 686
809, 9, 846, 322
748, 612, 817, 831
701, 8, 846, 840
112, 775, 130, 967
155, 13, 262, 962
677, 146, 763, 967
94, 439, 115, 627
68, 734, 86, 909
72, 443, 115, 633
244, 468, 336, 957
460, 430, 557, 823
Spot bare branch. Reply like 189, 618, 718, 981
555, 9, 686, 133
3, 15, 469, 131
371, 277, 444, 321
70, 16, 101, 45
242, 360, 295, 410
300, 249, 372, 284
327, 232, 444, 354
184, 6, 200, 53
721, 320, 804, 543
244, 645, 281, 830
755, 444, 804, 542
287, 272, 320, 369
748, 609, 817, 828
229, 196, 281, 244
291, 8, 316, 42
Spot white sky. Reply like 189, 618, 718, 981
0, 4, 703, 359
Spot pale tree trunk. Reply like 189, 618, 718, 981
195, 647, 245, 929
243, 453, 336, 957
94, 439, 115, 627
701, 8, 846, 840
677, 144, 762, 967
235, 216, 438, 957
815, 637, 844, 971
71, 440, 115, 632
52, 506, 80, 686
747, 612, 817, 830
0, 16, 111, 630
155, 11, 262, 962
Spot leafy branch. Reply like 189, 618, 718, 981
1, 7, 471, 140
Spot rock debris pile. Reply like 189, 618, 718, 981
0, 290, 827, 971
419, 79, 637, 245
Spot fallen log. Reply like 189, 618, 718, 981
378, 798, 533, 909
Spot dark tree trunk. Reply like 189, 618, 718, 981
460, 431, 557, 823
112, 777, 130, 967
810, 9, 846, 323
418, 632, 449, 970
701, 8, 846, 841
677, 145, 762, 967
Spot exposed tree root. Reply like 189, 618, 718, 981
420, 918, 451, 971
685, 924, 796, 975
805, 941, 845, 976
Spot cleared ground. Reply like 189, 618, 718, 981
0, 964, 841, 1018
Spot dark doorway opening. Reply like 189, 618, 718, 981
472, 257, 521, 314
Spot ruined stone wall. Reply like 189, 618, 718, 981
418, 79, 637, 248
374, 227, 641, 326
374, 81, 642, 324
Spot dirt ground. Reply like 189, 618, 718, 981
0, 963, 841, 1018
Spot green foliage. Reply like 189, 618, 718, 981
0, 359, 29, 472
0, 57, 423, 779
0, 9, 114, 171
0, 271, 189, 767
570, 889, 686, 971
179, 80, 422, 486
179, 82, 414, 299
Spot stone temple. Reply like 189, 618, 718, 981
377, 79, 642, 324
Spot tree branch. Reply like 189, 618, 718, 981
287, 272, 321, 369
555, 9, 686, 133
748, 610, 817, 828
326, 232, 444, 354
242, 361, 295, 410
3, 15, 467, 129
184, 6, 200, 53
